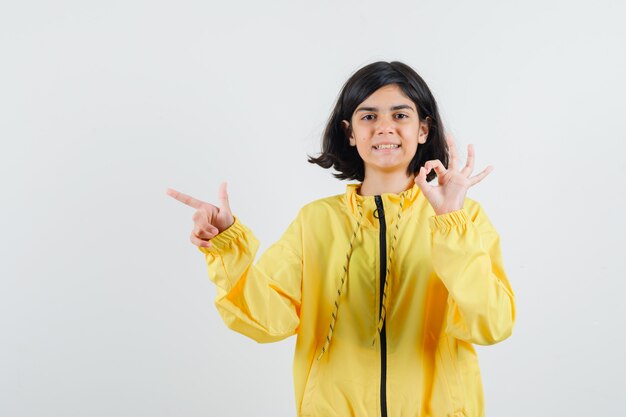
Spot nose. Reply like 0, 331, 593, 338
375, 114, 395, 135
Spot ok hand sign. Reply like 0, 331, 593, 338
414, 135, 494, 216
166, 182, 234, 248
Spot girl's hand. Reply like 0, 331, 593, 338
414, 135, 493, 216
166, 182, 234, 248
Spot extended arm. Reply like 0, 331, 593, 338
199, 214, 303, 343
166, 183, 303, 343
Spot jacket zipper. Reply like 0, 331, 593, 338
374, 195, 388, 417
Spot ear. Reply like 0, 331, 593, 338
418, 117, 430, 144
342, 120, 356, 146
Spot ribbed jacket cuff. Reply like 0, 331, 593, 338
429, 209, 471, 231
198, 216, 245, 254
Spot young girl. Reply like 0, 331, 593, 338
167, 61, 516, 417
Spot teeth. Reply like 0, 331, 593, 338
376, 144, 400, 149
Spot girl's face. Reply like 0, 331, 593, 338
343, 84, 428, 179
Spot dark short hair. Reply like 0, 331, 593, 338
308, 61, 448, 182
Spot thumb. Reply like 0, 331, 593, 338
218, 181, 232, 214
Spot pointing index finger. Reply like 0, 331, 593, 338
166, 188, 204, 209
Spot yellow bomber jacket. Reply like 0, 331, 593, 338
199, 183, 516, 417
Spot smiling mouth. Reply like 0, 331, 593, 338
373, 144, 401, 150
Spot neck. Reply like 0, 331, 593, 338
359, 171, 416, 196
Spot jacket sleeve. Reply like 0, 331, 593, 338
197, 213, 303, 343
429, 204, 516, 345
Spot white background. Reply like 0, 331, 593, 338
1, 0, 625, 416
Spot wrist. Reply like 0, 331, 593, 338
218, 217, 235, 233
434, 205, 463, 216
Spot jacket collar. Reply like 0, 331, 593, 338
345, 182, 422, 228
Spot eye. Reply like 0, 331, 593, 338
395, 113, 409, 119
361, 114, 375, 121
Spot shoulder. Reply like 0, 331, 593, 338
298, 193, 346, 219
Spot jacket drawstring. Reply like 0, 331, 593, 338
317, 199, 363, 361
317, 191, 407, 361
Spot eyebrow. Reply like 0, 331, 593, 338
355, 104, 415, 113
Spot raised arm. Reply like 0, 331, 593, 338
167, 183, 302, 343
429, 205, 516, 345
415, 136, 515, 344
